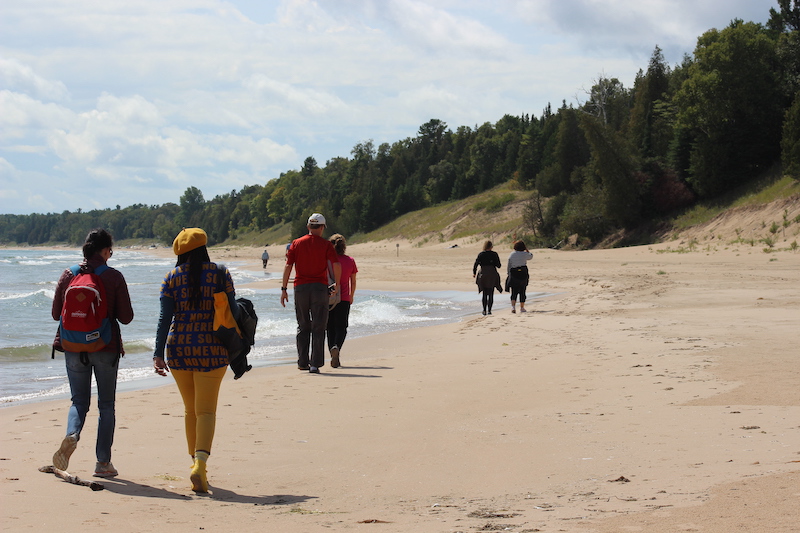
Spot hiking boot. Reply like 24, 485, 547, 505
190, 458, 208, 493
330, 346, 340, 368
53, 434, 78, 471
93, 461, 118, 478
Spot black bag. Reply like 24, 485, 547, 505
229, 298, 257, 379
214, 265, 255, 379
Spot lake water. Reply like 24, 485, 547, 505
0, 247, 541, 406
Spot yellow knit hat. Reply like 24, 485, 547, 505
173, 228, 208, 255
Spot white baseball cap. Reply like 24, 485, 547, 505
307, 213, 326, 225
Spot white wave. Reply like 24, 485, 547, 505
236, 287, 257, 298
0, 288, 54, 301
256, 316, 299, 338
112, 262, 173, 269
0, 382, 70, 404
19, 260, 52, 266
350, 300, 433, 326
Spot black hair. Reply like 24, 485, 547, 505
82, 228, 113, 259
513, 240, 527, 252
176, 245, 210, 309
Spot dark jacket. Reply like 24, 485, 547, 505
52, 254, 134, 355
473, 250, 502, 293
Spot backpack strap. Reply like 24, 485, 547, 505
69, 263, 109, 276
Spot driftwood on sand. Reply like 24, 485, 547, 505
39, 465, 104, 491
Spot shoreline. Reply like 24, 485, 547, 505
2, 240, 799, 532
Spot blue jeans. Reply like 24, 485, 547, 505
294, 283, 329, 368
64, 351, 119, 463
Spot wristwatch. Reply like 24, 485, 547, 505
281, 287, 288, 291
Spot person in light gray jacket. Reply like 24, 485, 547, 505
507, 240, 533, 313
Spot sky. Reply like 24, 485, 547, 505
0, 0, 777, 215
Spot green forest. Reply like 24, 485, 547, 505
2, 2, 800, 248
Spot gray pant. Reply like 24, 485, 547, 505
294, 283, 329, 368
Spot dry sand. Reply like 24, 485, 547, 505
2, 236, 799, 532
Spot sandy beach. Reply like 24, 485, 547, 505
2, 235, 799, 532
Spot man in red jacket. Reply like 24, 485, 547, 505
281, 213, 341, 373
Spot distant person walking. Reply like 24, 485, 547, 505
326, 234, 358, 368
281, 214, 341, 374
473, 240, 502, 315
51, 228, 134, 478
507, 240, 533, 313
261, 248, 269, 269
153, 228, 240, 493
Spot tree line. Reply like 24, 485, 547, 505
2, 1, 799, 247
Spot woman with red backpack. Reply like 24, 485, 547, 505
51, 228, 134, 478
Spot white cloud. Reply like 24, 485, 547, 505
0, 0, 777, 214
509, 0, 774, 62
242, 75, 349, 116
0, 57, 70, 101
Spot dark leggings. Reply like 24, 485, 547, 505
510, 285, 526, 303
481, 291, 495, 313
327, 301, 351, 350
509, 266, 529, 303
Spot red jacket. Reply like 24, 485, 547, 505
52, 254, 134, 355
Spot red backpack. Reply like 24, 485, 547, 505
59, 264, 111, 353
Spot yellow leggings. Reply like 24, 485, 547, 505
171, 367, 226, 457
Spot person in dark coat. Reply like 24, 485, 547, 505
472, 240, 502, 315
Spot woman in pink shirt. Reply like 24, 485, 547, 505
326, 234, 358, 368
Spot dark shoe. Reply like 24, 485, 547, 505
93, 461, 118, 478
482, 310, 486, 315
53, 434, 78, 471
330, 346, 340, 368
298, 365, 310, 370
309, 366, 320, 374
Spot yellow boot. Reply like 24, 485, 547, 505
190, 451, 209, 493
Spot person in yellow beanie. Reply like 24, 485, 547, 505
152, 228, 239, 493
